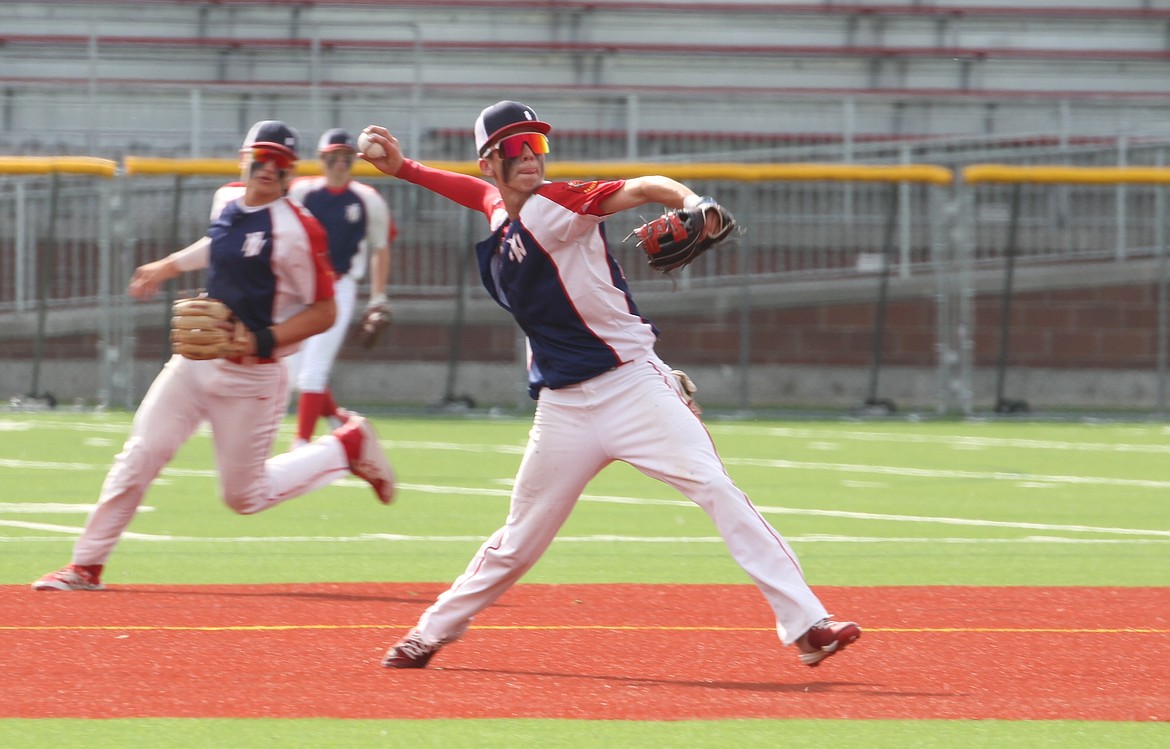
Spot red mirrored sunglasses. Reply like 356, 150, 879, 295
249, 147, 296, 170
491, 132, 550, 160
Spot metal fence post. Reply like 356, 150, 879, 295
1156, 150, 1168, 418
948, 171, 976, 417
992, 183, 1029, 414
28, 174, 60, 405
97, 178, 114, 409
14, 182, 29, 311
162, 175, 185, 367
736, 182, 752, 411
862, 182, 901, 413
933, 182, 959, 416
116, 174, 138, 409
436, 210, 477, 410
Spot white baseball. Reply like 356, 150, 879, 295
357, 130, 385, 159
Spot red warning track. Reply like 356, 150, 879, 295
2, 584, 1166, 721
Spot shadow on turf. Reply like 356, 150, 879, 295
104, 587, 431, 605
421, 667, 950, 697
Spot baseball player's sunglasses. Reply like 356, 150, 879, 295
249, 147, 296, 170
491, 132, 550, 160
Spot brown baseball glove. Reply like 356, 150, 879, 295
170, 297, 249, 360
626, 196, 737, 273
672, 368, 703, 416
355, 294, 392, 349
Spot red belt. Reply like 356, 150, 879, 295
226, 355, 277, 365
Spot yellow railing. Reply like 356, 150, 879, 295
118, 157, 957, 184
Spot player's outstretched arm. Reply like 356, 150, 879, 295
128, 236, 212, 300
359, 125, 498, 219
128, 256, 181, 300
609, 178, 732, 240
598, 175, 693, 215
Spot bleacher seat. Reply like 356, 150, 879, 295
2, 1, 1170, 157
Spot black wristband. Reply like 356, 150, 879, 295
254, 327, 276, 359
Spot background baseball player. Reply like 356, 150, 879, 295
32, 120, 396, 592
360, 101, 861, 669
285, 128, 395, 449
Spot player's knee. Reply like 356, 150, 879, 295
222, 487, 269, 515
683, 471, 738, 505
120, 436, 178, 474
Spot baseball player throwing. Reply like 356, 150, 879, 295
32, 121, 396, 592
285, 128, 396, 449
360, 101, 860, 669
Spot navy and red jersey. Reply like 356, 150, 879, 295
288, 177, 393, 279
397, 160, 658, 397
205, 184, 334, 351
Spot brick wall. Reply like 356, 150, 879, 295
614, 281, 1162, 372
2, 282, 1159, 374
972, 284, 1161, 370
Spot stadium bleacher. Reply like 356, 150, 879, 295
2, 1, 1170, 157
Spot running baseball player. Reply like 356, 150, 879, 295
359, 101, 861, 669
285, 128, 396, 449
32, 120, 396, 592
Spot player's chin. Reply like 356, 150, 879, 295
512, 171, 544, 190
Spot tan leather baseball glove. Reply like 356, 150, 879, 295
170, 297, 249, 360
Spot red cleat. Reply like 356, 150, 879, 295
32, 563, 105, 591
339, 414, 396, 505
797, 618, 861, 666
382, 630, 443, 669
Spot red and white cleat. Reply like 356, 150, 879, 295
32, 563, 105, 591
343, 415, 396, 505
797, 618, 861, 666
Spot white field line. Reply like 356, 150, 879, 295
8, 418, 1170, 454
2, 480, 1167, 541
4, 430, 1168, 543
723, 456, 1170, 490
2, 527, 1167, 545
711, 424, 1170, 454
6, 448, 1170, 490
9, 418, 1170, 453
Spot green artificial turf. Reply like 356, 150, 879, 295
3, 411, 1167, 747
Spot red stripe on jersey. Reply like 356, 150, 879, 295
540, 179, 626, 216
287, 198, 336, 302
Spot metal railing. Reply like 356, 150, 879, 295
3, 153, 1170, 415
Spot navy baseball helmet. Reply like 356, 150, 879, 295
241, 120, 299, 160
473, 101, 551, 157
318, 128, 356, 154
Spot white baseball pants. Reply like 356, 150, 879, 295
413, 356, 830, 647
71, 354, 352, 566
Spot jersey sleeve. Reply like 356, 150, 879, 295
170, 236, 211, 272
210, 182, 245, 221
537, 179, 626, 216
172, 182, 244, 272
356, 183, 392, 251
396, 158, 502, 223
286, 199, 336, 303
286, 176, 310, 205
305, 214, 336, 303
